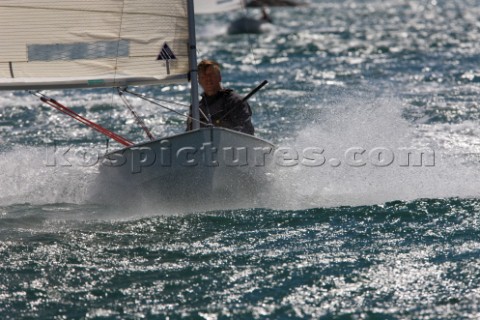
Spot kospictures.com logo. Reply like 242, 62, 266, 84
273, 146, 435, 168
44, 141, 435, 173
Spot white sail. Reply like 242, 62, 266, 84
195, 0, 244, 14
0, 0, 190, 90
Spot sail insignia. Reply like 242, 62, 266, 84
157, 42, 177, 75
9, 62, 14, 78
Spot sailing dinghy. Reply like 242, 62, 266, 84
194, 0, 274, 35
0, 0, 274, 209
194, 0, 245, 14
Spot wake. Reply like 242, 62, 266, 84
264, 91, 480, 209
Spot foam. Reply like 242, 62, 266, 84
264, 91, 480, 209
0, 146, 98, 206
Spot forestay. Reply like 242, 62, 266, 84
194, 0, 244, 14
0, 0, 190, 90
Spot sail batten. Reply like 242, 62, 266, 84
0, 0, 189, 90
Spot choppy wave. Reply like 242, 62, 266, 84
0, 199, 479, 319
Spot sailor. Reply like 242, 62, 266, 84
187, 60, 255, 135
260, 7, 273, 24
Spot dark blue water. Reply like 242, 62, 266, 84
1, 0, 480, 318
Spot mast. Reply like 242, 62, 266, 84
187, 0, 200, 130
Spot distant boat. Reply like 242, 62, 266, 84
195, 0, 274, 35
246, 0, 306, 7
227, 6, 274, 35
194, 0, 245, 14
227, 15, 274, 35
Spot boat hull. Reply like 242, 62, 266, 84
227, 16, 272, 35
90, 127, 275, 210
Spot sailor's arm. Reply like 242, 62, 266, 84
228, 94, 254, 135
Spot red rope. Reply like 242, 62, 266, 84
40, 96, 134, 147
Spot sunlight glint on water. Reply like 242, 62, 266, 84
1, 0, 480, 318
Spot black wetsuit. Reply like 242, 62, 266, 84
188, 88, 254, 135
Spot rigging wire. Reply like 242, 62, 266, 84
118, 88, 210, 127
117, 88, 155, 141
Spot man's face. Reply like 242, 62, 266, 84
198, 66, 222, 96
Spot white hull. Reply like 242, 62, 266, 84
91, 127, 275, 210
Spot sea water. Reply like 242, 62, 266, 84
1, 0, 480, 318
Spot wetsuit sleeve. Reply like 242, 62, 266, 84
227, 92, 255, 135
